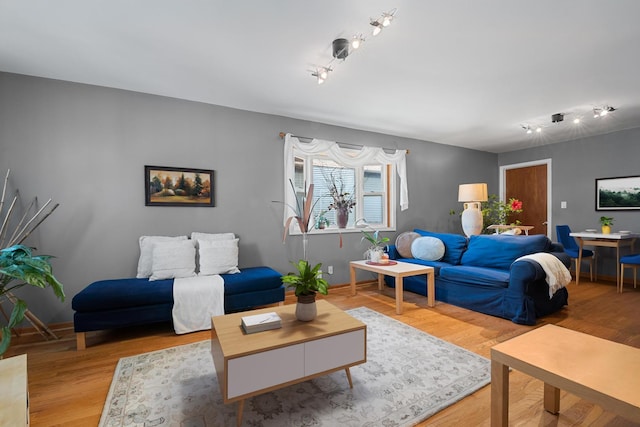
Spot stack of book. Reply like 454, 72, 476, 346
241, 312, 282, 334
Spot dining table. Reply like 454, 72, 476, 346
569, 231, 637, 290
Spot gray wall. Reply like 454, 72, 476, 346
0, 72, 496, 324
498, 128, 640, 276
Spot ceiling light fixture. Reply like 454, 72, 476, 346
521, 104, 617, 135
370, 9, 397, 36
310, 8, 397, 84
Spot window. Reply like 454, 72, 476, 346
287, 148, 396, 234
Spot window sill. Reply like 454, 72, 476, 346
290, 226, 396, 236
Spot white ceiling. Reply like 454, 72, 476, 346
1, 0, 640, 153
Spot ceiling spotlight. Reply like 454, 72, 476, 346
370, 8, 397, 36
521, 124, 533, 134
593, 107, 602, 118
536, 126, 542, 133
312, 67, 331, 84
573, 118, 581, 124
351, 34, 364, 50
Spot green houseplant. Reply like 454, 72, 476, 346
599, 216, 614, 234
281, 259, 329, 321
358, 222, 390, 262
0, 245, 65, 355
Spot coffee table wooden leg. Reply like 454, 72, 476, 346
377, 273, 384, 291
236, 399, 245, 427
426, 271, 435, 307
543, 382, 560, 414
350, 265, 357, 296
491, 359, 509, 427
395, 276, 403, 314
345, 367, 353, 388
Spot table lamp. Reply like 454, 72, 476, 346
458, 183, 488, 237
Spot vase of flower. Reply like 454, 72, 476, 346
336, 207, 349, 229
326, 171, 356, 229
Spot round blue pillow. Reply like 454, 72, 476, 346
411, 236, 445, 261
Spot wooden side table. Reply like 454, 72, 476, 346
349, 260, 435, 314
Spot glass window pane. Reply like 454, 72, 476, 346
364, 165, 383, 192
293, 157, 305, 190
363, 195, 383, 224
312, 160, 356, 227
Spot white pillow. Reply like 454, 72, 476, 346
190, 232, 236, 243
198, 238, 240, 275
411, 236, 446, 261
137, 235, 188, 278
149, 240, 196, 281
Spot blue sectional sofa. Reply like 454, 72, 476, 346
72, 266, 284, 349
385, 229, 570, 325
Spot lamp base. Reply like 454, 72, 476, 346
461, 202, 483, 237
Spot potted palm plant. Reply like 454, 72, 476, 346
281, 259, 329, 321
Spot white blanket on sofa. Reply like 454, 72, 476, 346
516, 252, 572, 299
172, 275, 224, 334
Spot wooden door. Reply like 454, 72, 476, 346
505, 164, 548, 236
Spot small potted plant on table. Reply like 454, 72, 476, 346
281, 260, 329, 321
600, 216, 614, 234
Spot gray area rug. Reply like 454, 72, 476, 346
99, 307, 490, 426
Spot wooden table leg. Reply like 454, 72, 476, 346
377, 273, 384, 291
616, 244, 621, 292
395, 276, 403, 314
575, 238, 583, 285
345, 367, 353, 388
543, 382, 560, 414
491, 359, 509, 427
426, 270, 435, 307
350, 264, 357, 296
236, 399, 245, 427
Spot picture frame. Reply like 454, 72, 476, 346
145, 165, 214, 207
595, 175, 640, 211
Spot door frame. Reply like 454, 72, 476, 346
499, 158, 552, 239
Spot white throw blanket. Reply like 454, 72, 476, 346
516, 252, 572, 299
172, 275, 225, 334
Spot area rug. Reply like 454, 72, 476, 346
99, 307, 490, 427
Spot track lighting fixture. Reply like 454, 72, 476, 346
522, 104, 617, 135
310, 8, 397, 84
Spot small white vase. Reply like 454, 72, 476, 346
295, 293, 317, 321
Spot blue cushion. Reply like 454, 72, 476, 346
221, 266, 282, 295
621, 254, 640, 265
414, 229, 468, 265
461, 234, 551, 270
411, 236, 445, 261
439, 265, 510, 289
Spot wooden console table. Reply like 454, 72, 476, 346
491, 324, 640, 426
487, 224, 534, 235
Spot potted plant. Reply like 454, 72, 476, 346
281, 259, 329, 321
1, 245, 65, 356
315, 210, 331, 230
600, 216, 614, 234
359, 224, 390, 263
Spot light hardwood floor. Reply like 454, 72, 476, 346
5, 277, 640, 426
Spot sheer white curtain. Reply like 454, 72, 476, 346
283, 133, 409, 215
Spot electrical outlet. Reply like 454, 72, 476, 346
328, 265, 333, 275
317, 270, 322, 279
561, 201, 567, 209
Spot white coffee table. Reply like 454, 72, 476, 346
349, 260, 435, 314
211, 300, 366, 426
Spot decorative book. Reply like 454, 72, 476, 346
241, 312, 282, 334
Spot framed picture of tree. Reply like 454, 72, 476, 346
595, 175, 640, 211
145, 165, 215, 207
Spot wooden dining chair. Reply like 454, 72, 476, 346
620, 253, 640, 293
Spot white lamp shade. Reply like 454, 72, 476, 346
458, 183, 488, 202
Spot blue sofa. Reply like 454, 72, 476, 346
72, 266, 284, 349
385, 229, 570, 325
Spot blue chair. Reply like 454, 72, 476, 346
620, 253, 640, 293
556, 225, 596, 281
